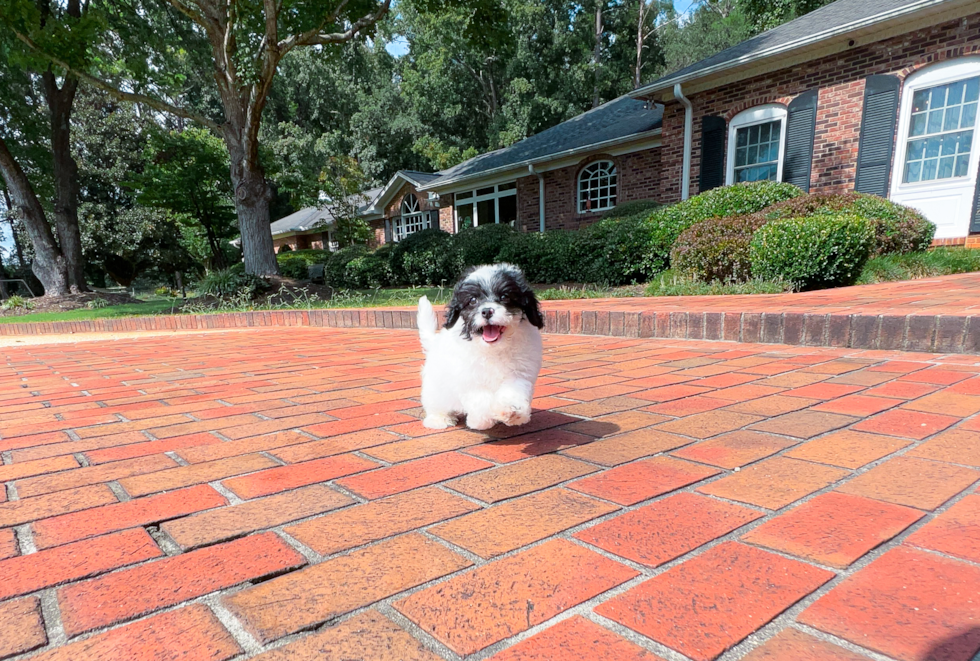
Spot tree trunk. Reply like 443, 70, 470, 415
203, 222, 227, 270
2, 189, 27, 270
593, 2, 603, 108
44, 73, 88, 292
225, 132, 278, 276
0, 137, 71, 296
635, 0, 647, 89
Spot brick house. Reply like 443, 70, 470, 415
273, 0, 980, 250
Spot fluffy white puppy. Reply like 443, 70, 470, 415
417, 263, 544, 430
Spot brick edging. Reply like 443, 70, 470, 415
1, 308, 976, 354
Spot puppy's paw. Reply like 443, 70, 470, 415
494, 403, 532, 427
465, 414, 496, 431
423, 414, 456, 429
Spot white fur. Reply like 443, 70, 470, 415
417, 277, 543, 430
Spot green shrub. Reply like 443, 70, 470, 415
324, 245, 367, 287
753, 193, 934, 256
86, 297, 111, 309
644, 270, 792, 296
277, 249, 331, 279
576, 213, 657, 284
600, 199, 661, 220
645, 181, 803, 274
497, 231, 581, 283
1, 295, 32, 310
345, 245, 396, 289
197, 268, 269, 298
670, 213, 768, 283
452, 223, 516, 270
750, 214, 875, 290
390, 228, 458, 285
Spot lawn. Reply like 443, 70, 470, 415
0, 300, 180, 324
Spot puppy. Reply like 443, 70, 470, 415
417, 263, 544, 430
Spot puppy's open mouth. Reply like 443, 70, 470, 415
480, 325, 504, 343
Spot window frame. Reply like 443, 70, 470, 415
392, 193, 430, 242
891, 58, 980, 192
725, 104, 788, 186
577, 160, 618, 214
452, 183, 517, 231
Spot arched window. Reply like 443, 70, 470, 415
578, 161, 617, 213
392, 193, 430, 242
726, 105, 787, 184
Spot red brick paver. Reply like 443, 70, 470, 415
2, 326, 980, 660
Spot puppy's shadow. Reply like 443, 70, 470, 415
921, 627, 980, 661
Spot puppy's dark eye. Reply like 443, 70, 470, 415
467, 297, 477, 307
499, 295, 509, 304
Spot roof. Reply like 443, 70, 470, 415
424, 96, 663, 188
633, 0, 953, 98
270, 186, 383, 237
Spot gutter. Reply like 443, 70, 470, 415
528, 165, 546, 233
418, 127, 662, 193
674, 83, 693, 201
630, 0, 950, 99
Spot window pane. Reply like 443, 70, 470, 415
966, 78, 980, 103
476, 198, 494, 225
456, 203, 474, 229
905, 160, 922, 183
456, 191, 472, 201
733, 120, 781, 183
498, 194, 517, 226
912, 89, 930, 112
943, 106, 961, 131
497, 182, 516, 191
921, 158, 938, 180
577, 160, 617, 212
927, 109, 944, 133
476, 186, 494, 197
910, 113, 927, 136
736, 130, 748, 147
955, 154, 971, 177
962, 102, 977, 128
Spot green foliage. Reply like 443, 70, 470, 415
496, 230, 581, 283
324, 245, 369, 287
857, 248, 980, 284
277, 249, 332, 279
86, 297, 111, 309
345, 245, 396, 288
600, 199, 662, 220
671, 214, 768, 283
391, 228, 458, 286
196, 268, 269, 298
452, 223, 517, 268
645, 181, 803, 274
1, 295, 32, 310
750, 214, 875, 290
575, 213, 657, 285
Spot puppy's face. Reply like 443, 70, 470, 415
444, 264, 544, 343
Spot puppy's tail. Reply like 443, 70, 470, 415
417, 296, 439, 347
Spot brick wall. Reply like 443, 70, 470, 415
659, 13, 980, 203
512, 146, 662, 232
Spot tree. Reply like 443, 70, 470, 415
136, 128, 237, 270
0, 0, 99, 295
10, 0, 395, 276
318, 156, 373, 247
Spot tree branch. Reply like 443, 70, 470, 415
280, 0, 391, 53
13, 30, 222, 133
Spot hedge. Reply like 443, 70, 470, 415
672, 192, 935, 284
276, 249, 332, 279
750, 214, 875, 290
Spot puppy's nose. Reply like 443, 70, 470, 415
481, 307, 495, 320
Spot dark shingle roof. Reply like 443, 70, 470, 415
637, 0, 939, 95
270, 186, 383, 236
428, 96, 662, 186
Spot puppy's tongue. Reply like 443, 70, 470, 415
481, 325, 502, 343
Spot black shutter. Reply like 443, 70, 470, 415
782, 90, 818, 192
854, 75, 901, 196
699, 116, 726, 192
430, 209, 441, 230
971, 161, 980, 233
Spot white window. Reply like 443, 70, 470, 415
453, 183, 517, 231
891, 58, 980, 240
578, 161, 617, 213
726, 105, 787, 184
392, 193, 429, 242
902, 76, 978, 183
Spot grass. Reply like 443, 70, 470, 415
644, 270, 792, 297
0, 300, 180, 324
856, 247, 980, 284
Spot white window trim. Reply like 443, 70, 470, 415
577, 160, 618, 214
725, 104, 788, 185
392, 194, 430, 242
890, 57, 980, 195
453, 183, 517, 231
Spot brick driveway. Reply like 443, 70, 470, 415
1, 328, 979, 660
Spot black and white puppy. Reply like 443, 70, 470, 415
417, 263, 544, 430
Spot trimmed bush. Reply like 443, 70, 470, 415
600, 199, 661, 220
496, 231, 581, 283
276, 249, 331, 279
645, 181, 803, 274
453, 223, 516, 269
390, 228, 457, 285
576, 213, 657, 284
750, 214, 875, 290
324, 245, 367, 287
345, 245, 396, 288
671, 214, 769, 283
197, 268, 269, 298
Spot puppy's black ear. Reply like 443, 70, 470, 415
444, 266, 476, 332
517, 273, 544, 329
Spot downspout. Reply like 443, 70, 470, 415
528, 164, 545, 232
674, 83, 693, 201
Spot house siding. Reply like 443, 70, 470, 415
659, 13, 980, 202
